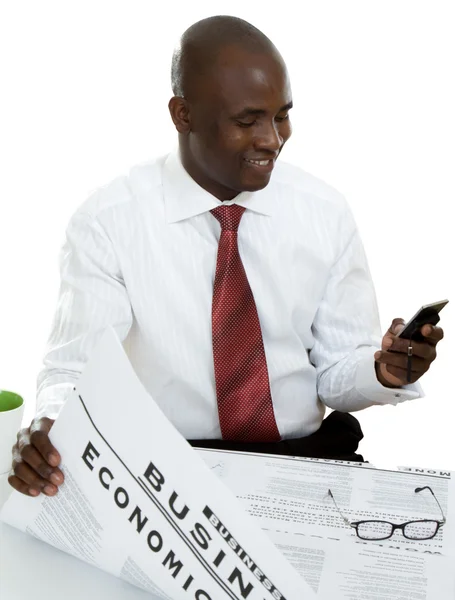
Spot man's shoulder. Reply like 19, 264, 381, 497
273, 159, 347, 209
74, 155, 168, 220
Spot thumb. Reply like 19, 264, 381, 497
381, 318, 405, 350
388, 318, 406, 336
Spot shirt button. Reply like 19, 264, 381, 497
394, 393, 401, 398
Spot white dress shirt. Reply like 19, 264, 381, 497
36, 149, 421, 440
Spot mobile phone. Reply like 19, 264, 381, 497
397, 299, 449, 341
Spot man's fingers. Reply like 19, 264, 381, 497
379, 317, 442, 387
9, 460, 58, 496
11, 417, 63, 496
375, 350, 426, 373
383, 364, 420, 384
8, 473, 41, 497
388, 337, 437, 361
420, 325, 444, 345
29, 418, 60, 467
15, 441, 64, 486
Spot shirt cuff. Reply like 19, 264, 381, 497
35, 383, 75, 421
355, 347, 423, 406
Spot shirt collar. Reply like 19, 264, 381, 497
162, 148, 276, 224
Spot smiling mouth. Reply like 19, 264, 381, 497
244, 158, 273, 166
243, 158, 275, 176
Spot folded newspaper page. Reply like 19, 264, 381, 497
198, 449, 455, 555
199, 450, 455, 598
0, 327, 316, 600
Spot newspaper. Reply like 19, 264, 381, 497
268, 532, 453, 598
199, 449, 455, 555
1, 328, 315, 600
198, 450, 455, 597
1, 328, 454, 599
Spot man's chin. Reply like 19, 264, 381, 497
239, 173, 272, 193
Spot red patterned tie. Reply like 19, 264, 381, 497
211, 204, 280, 442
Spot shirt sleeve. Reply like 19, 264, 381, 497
310, 200, 422, 412
35, 210, 132, 420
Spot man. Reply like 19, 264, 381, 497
9, 16, 443, 498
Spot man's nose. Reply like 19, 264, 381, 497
253, 122, 283, 152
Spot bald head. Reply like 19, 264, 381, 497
168, 16, 292, 201
171, 15, 281, 99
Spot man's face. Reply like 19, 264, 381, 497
179, 46, 293, 200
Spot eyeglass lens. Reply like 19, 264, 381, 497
357, 521, 393, 540
403, 521, 439, 540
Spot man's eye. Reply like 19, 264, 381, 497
237, 121, 256, 128
276, 114, 289, 122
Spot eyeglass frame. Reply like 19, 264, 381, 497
327, 485, 446, 541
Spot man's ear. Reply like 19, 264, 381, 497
168, 96, 191, 134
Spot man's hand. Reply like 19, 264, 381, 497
8, 417, 64, 497
375, 318, 444, 388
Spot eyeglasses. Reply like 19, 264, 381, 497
328, 486, 446, 541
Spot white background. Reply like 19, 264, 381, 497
0, 1, 453, 469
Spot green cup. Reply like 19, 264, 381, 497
0, 390, 24, 475
0, 390, 23, 412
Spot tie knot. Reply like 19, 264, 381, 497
211, 204, 246, 231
